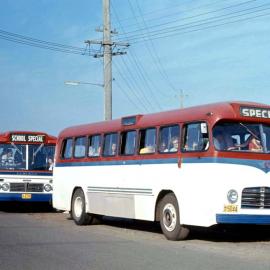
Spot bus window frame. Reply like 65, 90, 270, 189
102, 132, 119, 157
181, 121, 210, 153
158, 124, 180, 154
74, 136, 87, 159
61, 137, 74, 160
138, 127, 157, 155
120, 129, 138, 156
87, 134, 102, 158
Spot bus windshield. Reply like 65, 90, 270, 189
213, 122, 270, 153
0, 144, 55, 171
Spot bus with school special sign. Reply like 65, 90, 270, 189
53, 101, 270, 240
0, 131, 56, 203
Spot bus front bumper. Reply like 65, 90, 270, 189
0, 193, 52, 202
216, 214, 270, 224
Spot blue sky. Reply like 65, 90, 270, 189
0, 0, 270, 135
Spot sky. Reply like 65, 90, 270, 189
0, 0, 270, 136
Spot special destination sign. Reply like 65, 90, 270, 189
240, 106, 270, 119
10, 134, 45, 143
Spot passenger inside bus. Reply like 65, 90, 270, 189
248, 136, 263, 152
213, 131, 226, 151
159, 141, 168, 152
47, 158, 54, 170
234, 133, 263, 152
1, 148, 14, 165
169, 137, 179, 152
111, 143, 117, 155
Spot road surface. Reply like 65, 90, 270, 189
0, 203, 270, 270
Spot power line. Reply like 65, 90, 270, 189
113, 79, 146, 112
111, 2, 164, 111
114, 0, 228, 25
117, 5, 270, 43
118, 56, 155, 111
118, 0, 259, 36
113, 60, 150, 112
0, 29, 100, 56
133, 0, 179, 95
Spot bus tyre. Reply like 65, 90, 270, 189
159, 193, 189, 241
71, 188, 92, 225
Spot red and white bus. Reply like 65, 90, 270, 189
0, 131, 56, 203
53, 101, 270, 240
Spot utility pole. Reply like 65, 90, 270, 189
176, 89, 188, 109
85, 0, 129, 121
103, 0, 112, 121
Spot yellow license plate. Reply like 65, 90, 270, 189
224, 204, 238, 213
22, 194, 32, 199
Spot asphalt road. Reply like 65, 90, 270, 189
0, 203, 270, 270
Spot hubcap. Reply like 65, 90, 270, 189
163, 203, 177, 232
74, 196, 83, 218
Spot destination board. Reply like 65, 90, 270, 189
240, 106, 270, 119
10, 134, 45, 143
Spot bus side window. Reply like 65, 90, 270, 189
103, 133, 118, 156
74, 137, 86, 158
120, 130, 136, 156
159, 125, 180, 153
61, 138, 73, 159
182, 122, 209, 152
139, 128, 156, 154
88, 135, 101, 157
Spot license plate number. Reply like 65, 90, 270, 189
22, 194, 32, 199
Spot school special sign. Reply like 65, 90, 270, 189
240, 106, 270, 119
10, 134, 45, 143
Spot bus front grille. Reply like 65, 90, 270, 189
27, 183, 43, 192
9, 183, 44, 193
10, 183, 25, 192
241, 187, 270, 209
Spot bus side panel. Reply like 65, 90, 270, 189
85, 164, 156, 220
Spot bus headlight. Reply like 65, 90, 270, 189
2, 183, 10, 192
44, 184, 53, 192
227, 189, 238, 204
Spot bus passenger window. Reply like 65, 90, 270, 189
183, 122, 209, 152
103, 133, 118, 156
159, 125, 180, 153
74, 137, 86, 158
88, 135, 101, 157
62, 138, 73, 159
120, 130, 136, 155
139, 128, 156, 154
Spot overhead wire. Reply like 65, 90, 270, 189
118, 0, 259, 36
112, 2, 163, 112
113, 60, 150, 112
130, 9, 270, 43
116, 3, 270, 43
0, 29, 100, 56
115, 0, 228, 25
133, 0, 180, 95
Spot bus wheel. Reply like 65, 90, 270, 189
159, 193, 189, 240
71, 188, 91, 225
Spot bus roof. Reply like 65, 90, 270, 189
59, 101, 270, 138
0, 131, 57, 144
